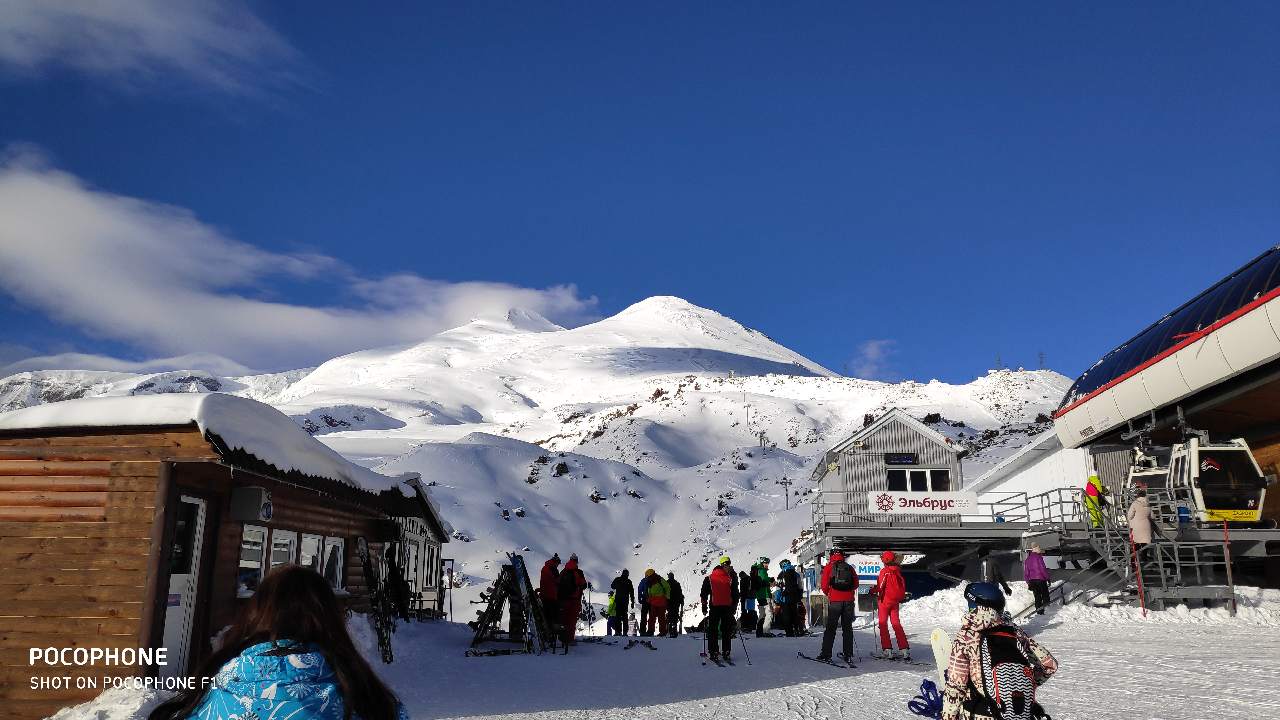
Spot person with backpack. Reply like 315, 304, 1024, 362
644, 568, 670, 636
942, 582, 1058, 720
815, 551, 858, 662
611, 569, 635, 636
700, 556, 740, 663
666, 572, 684, 638
752, 557, 771, 636
872, 550, 910, 659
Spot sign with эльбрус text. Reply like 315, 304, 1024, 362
868, 491, 978, 515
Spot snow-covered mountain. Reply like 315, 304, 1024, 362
0, 296, 1070, 613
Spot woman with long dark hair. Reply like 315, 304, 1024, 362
150, 565, 406, 720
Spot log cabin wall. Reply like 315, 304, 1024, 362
0, 427, 217, 720
171, 462, 394, 649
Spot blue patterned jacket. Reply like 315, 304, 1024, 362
190, 640, 408, 720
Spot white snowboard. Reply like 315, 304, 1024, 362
930, 627, 952, 686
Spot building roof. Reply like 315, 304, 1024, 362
828, 407, 960, 455
0, 393, 391, 492
965, 429, 1062, 495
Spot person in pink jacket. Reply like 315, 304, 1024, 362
1023, 542, 1051, 615
872, 550, 910, 660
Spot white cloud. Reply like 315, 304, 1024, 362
846, 339, 899, 381
0, 148, 599, 371
2, 351, 254, 377
0, 0, 302, 95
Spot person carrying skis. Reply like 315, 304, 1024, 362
978, 548, 1013, 596
1023, 543, 1051, 615
637, 570, 652, 636
539, 554, 561, 631
700, 556, 739, 663
778, 559, 804, 636
816, 551, 858, 662
644, 569, 670, 636
666, 572, 684, 638
942, 582, 1058, 720
872, 550, 910, 659
610, 569, 635, 637
557, 554, 587, 645
1082, 472, 1109, 528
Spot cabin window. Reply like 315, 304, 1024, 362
300, 534, 323, 572
323, 537, 345, 590
404, 541, 420, 593
237, 525, 268, 597
423, 544, 439, 589
885, 468, 952, 492
270, 530, 298, 569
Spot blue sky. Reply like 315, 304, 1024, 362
0, 2, 1276, 381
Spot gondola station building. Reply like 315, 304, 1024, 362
0, 393, 449, 720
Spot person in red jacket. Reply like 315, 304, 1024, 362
872, 550, 910, 660
816, 551, 858, 661
557, 554, 587, 645
699, 556, 739, 663
539, 553, 561, 632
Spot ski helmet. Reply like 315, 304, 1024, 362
719, 555, 731, 566
964, 582, 1005, 612
881, 550, 896, 564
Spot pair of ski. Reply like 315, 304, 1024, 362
797, 651, 856, 668
866, 653, 932, 668
624, 639, 657, 651
703, 654, 736, 667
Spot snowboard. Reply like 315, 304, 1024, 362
930, 628, 952, 686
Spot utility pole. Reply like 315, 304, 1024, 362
995, 352, 1003, 371
779, 476, 793, 510
1038, 351, 1046, 370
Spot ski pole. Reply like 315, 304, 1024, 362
736, 618, 753, 665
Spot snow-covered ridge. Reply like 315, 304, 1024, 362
0, 393, 399, 493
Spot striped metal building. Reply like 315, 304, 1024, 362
810, 408, 966, 526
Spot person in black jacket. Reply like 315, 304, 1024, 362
778, 560, 804, 637
665, 573, 683, 638
978, 548, 1013, 596
610, 569, 635, 637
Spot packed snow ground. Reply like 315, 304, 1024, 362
53, 584, 1280, 720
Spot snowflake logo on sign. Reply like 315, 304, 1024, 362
875, 493, 896, 512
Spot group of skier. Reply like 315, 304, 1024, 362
605, 567, 686, 637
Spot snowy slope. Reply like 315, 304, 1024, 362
0, 296, 1071, 617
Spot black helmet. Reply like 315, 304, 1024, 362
964, 582, 1006, 613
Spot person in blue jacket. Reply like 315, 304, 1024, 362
149, 565, 407, 720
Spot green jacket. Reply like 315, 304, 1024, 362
753, 564, 770, 602
648, 578, 669, 600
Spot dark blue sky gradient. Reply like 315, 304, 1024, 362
1, 3, 1277, 381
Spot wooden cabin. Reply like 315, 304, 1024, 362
0, 394, 448, 720
809, 408, 967, 526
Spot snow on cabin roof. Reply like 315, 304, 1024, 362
0, 393, 398, 493
828, 407, 959, 455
